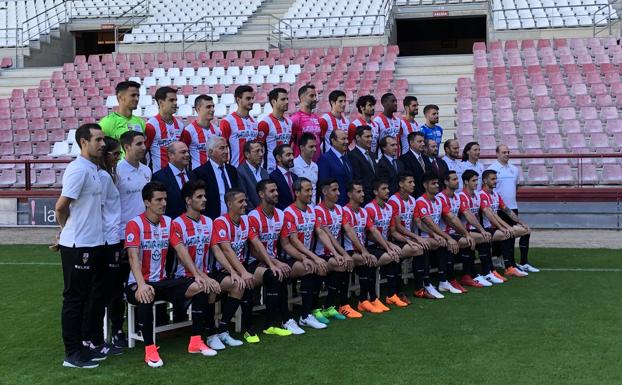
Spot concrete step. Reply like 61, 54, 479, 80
401, 74, 464, 85
397, 55, 473, 66
395, 64, 473, 77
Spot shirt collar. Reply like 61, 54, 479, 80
246, 162, 259, 174
210, 158, 224, 170
295, 155, 313, 167
355, 145, 369, 155
383, 154, 395, 162
169, 163, 183, 176
410, 149, 422, 158
330, 147, 345, 159
277, 165, 289, 175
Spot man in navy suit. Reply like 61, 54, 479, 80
237, 140, 270, 211
269, 143, 298, 210
193, 136, 239, 220
347, 125, 377, 205
399, 131, 431, 198
317, 129, 352, 206
376, 135, 405, 196
151, 141, 196, 219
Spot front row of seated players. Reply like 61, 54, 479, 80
126, 169, 533, 367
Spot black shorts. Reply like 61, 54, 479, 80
367, 246, 386, 259
484, 227, 497, 237
125, 277, 193, 306
278, 256, 297, 268
391, 240, 407, 249
498, 208, 519, 226
319, 254, 333, 262
209, 270, 230, 283
245, 260, 265, 274
449, 233, 463, 242
103, 242, 124, 269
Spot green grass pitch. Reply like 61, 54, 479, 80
1, 245, 621, 385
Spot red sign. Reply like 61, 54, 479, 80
432, 10, 449, 17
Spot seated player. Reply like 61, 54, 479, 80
456, 170, 499, 287
125, 181, 221, 368
280, 177, 329, 329
413, 172, 474, 298
364, 179, 413, 308
343, 181, 398, 313
314, 179, 360, 320
212, 189, 291, 345
387, 172, 431, 304
247, 179, 303, 336
480, 170, 530, 278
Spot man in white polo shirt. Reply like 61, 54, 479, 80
292, 132, 319, 204
55, 123, 107, 369
487, 144, 539, 273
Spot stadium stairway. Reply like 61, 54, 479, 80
220, 0, 295, 46
395, 54, 473, 141
0, 67, 61, 98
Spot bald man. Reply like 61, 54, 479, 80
152, 141, 196, 219
442, 139, 464, 189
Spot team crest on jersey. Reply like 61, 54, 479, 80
421, 207, 427, 215
257, 131, 265, 139
82, 253, 89, 264
152, 249, 161, 261
219, 229, 226, 238
126, 233, 135, 243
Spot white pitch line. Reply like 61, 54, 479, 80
540, 268, 622, 272
0, 262, 61, 266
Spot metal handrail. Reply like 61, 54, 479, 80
113, 0, 152, 52
20, 1, 69, 48
182, 19, 215, 54
592, 2, 617, 36
0, 27, 22, 61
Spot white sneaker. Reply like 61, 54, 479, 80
425, 284, 445, 299
483, 273, 503, 284
217, 331, 243, 347
519, 263, 540, 273
299, 314, 327, 329
438, 281, 462, 294
283, 318, 305, 335
197, 345, 217, 357
207, 334, 226, 350
474, 274, 494, 286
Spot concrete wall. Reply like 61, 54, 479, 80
519, 201, 621, 230
0, 198, 18, 225
24, 27, 74, 67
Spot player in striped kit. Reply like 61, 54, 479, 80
258, 88, 292, 171
247, 179, 304, 336
314, 179, 361, 320
342, 181, 396, 314
220, 85, 260, 168
280, 177, 331, 329
386, 172, 431, 303
374, 93, 402, 153
144, 87, 190, 172
456, 170, 501, 287
124, 181, 220, 368
364, 179, 410, 308
349, 95, 380, 155
399, 96, 420, 154
320, 90, 350, 151
479, 170, 531, 278
185, 95, 220, 170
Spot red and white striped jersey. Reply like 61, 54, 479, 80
364, 200, 395, 244
220, 112, 260, 167
145, 114, 190, 172
258, 114, 292, 171
212, 214, 256, 269
374, 114, 402, 153
479, 189, 506, 229
248, 206, 284, 261
436, 191, 464, 234
387, 193, 417, 232
314, 202, 345, 256
125, 213, 182, 284
414, 194, 449, 237
457, 189, 481, 230
185, 120, 221, 170
172, 214, 214, 277
343, 203, 374, 251
282, 204, 318, 250
399, 118, 419, 155
320, 113, 350, 148
349, 117, 380, 154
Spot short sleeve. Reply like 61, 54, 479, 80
387, 199, 398, 215
61, 164, 86, 200
248, 214, 260, 234
169, 223, 183, 247
98, 115, 113, 137
458, 194, 469, 213
124, 220, 141, 248
498, 194, 506, 210
212, 219, 230, 244
365, 206, 375, 221
414, 200, 428, 219
220, 119, 231, 140
280, 212, 297, 237
364, 214, 374, 230
257, 120, 269, 141
440, 198, 450, 215
314, 208, 327, 228
247, 222, 257, 241
347, 122, 357, 143
343, 210, 353, 227
479, 192, 491, 209
180, 128, 191, 147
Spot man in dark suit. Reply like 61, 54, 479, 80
399, 131, 431, 198
376, 135, 405, 196
317, 129, 352, 206
237, 140, 270, 211
152, 141, 196, 219
269, 143, 298, 210
347, 125, 377, 204
424, 138, 449, 189
193, 136, 239, 220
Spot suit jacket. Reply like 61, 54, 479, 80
317, 149, 352, 206
237, 162, 270, 211
428, 156, 449, 189
152, 166, 196, 219
193, 161, 239, 220
400, 150, 432, 198
270, 168, 298, 210
376, 155, 406, 196
347, 147, 377, 205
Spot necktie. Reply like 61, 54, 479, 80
178, 171, 187, 185
418, 155, 426, 171
341, 155, 350, 175
219, 165, 230, 193
432, 158, 439, 173
285, 171, 294, 197
365, 150, 375, 171
392, 158, 398, 172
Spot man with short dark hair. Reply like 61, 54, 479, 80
374, 93, 402, 153
349, 95, 379, 155
259, 88, 292, 171
292, 132, 319, 203
269, 144, 298, 210
420, 104, 443, 147
347, 125, 377, 204
55, 123, 107, 368
237, 140, 270, 211
185, 95, 220, 170
376, 136, 405, 195
291, 84, 323, 162
424, 138, 449, 189
145, 87, 190, 172
99, 81, 145, 141
320, 90, 350, 150
399, 96, 419, 153
220, 85, 259, 167
400, 132, 431, 197
318, 130, 352, 206
152, 141, 196, 219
